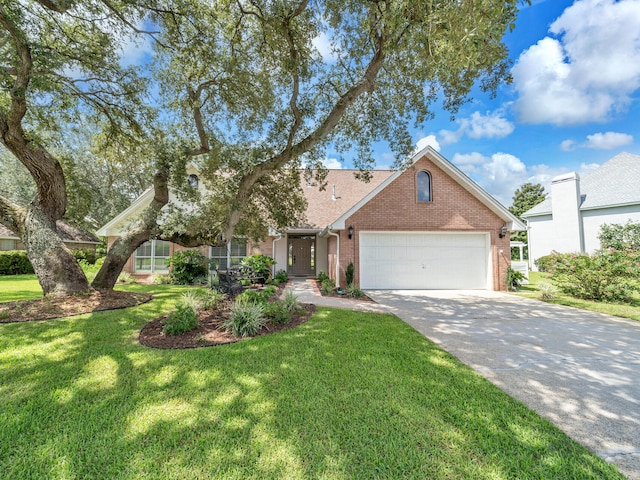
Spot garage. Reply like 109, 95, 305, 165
359, 232, 490, 289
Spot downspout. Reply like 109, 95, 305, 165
327, 229, 340, 289
272, 233, 284, 277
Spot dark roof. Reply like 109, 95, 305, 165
0, 222, 100, 244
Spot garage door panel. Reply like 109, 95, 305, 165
360, 232, 489, 290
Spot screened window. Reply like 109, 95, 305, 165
417, 171, 432, 202
210, 239, 247, 270
134, 240, 171, 272
0, 239, 17, 251
187, 174, 199, 189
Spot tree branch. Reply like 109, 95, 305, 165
0, 193, 26, 236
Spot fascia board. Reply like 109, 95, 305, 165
96, 188, 155, 236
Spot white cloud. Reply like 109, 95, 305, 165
312, 32, 338, 63
415, 134, 441, 152
322, 157, 342, 169
584, 131, 634, 149
119, 35, 153, 67
439, 110, 514, 145
512, 0, 640, 125
560, 139, 577, 151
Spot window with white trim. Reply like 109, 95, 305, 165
133, 240, 171, 273
0, 239, 17, 251
417, 170, 432, 202
210, 239, 247, 270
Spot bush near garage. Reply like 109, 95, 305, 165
550, 249, 640, 302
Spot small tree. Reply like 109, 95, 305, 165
509, 183, 546, 245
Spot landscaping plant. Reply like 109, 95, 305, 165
240, 254, 275, 282
167, 250, 210, 285
346, 262, 355, 286
272, 269, 288, 284
225, 298, 266, 336
537, 281, 560, 301
162, 303, 199, 336
505, 266, 526, 291
321, 277, 335, 295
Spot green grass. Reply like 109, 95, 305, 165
0, 282, 624, 479
0, 274, 43, 302
517, 271, 640, 321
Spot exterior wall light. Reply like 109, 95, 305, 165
499, 225, 508, 238
348, 225, 354, 239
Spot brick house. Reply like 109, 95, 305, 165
97, 146, 524, 290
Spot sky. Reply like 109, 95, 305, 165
120, 0, 640, 207
327, 0, 640, 206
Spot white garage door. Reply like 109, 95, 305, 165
359, 232, 490, 289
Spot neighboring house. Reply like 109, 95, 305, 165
0, 222, 101, 252
97, 146, 525, 290
522, 152, 640, 270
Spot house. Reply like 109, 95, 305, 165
97, 146, 525, 290
522, 152, 640, 270
0, 222, 101, 252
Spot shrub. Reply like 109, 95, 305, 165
151, 273, 172, 284
180, 290, 204, 311
550, 249, 640, 302
264, 301, 291, 325
346, 262, 355, 286
71, 248, 98, 265
168, 250, 209, 285
163, 304, 199, 336
537, 281, 559, 301
225, 299, 266, 337
272, 269, 288, 284
195, 289, 224, 310
0, 250, 34, 275
241, 254, 275, 281
317, 271, 329, 283
505, 266, 525, 291
117, 271, 137, 284
321, 277, 335, 295
282, 290, 300, 312
236, 286, 277, 305
345, 283, 365, 298
598, 221, 640, 251
534, 253, 567, 273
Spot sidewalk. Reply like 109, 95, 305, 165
283, 278, 389, 314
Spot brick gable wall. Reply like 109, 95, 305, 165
341, 156, 510, 290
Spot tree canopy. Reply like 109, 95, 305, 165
509, 182, 546, 243
1, 0, 526, 295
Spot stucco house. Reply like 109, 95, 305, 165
97, 146, 525, 290
0, 222, 101, 252
522, 152, 640, 270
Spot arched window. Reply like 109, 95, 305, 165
417, 171, 432, 202
187, 174, 199, 189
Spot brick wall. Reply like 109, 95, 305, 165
342, 156, 511, 290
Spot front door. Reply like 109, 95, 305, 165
289, 236, 315, 276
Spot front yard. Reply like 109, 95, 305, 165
517, 271, 640, 322
0, 276, 624, 479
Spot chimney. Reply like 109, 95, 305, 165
551, 172, 584, 253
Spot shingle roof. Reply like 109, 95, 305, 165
523, 152, 640, 217
299, 170, 394, 228
0, 222, 100, 243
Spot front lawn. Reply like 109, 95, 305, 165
0, 274, 43, 302
0, 283, 623, 479
517, 271, 640, 321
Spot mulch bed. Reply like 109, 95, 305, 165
139, 302, 316, 349
315, 280, 374, 302
0, 290, 153, 323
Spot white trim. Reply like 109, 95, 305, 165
330, 146, 526, 232
328, 230, 340, 289
96, 188, 155, 236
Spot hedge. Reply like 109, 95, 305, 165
0, 250, 35, 275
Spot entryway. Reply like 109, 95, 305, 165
287, 235, 316, 276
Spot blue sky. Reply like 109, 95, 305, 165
353, 0, 640, 206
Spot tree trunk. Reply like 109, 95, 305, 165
24, 208, 91, 296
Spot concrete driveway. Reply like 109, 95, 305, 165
366, 290, 640, 480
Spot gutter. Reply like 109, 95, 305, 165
327, 228, 341, 289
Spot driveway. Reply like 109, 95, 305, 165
366, 290, 640, 480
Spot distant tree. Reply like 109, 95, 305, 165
509, 183, 546, 244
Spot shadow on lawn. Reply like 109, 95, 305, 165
0, 296, 624, 479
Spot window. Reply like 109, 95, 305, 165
134, 240, 171, 273
0, 239, 17, 251
187, 174, 199, 189
417, 171, 432, 202
210, 239, 247, 270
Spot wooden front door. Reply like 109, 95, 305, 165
289, 236, 315, 276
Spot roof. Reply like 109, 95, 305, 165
299, 170, 394, 229
97, 146, 525, 236
0, 222, 100, 244
524, 152, 640, 217
325, 146, 526, 232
